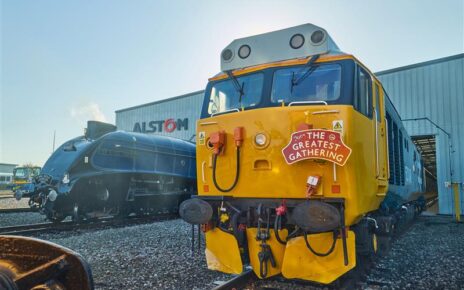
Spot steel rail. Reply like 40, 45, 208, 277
0, 208, 38, 214
0, 213, 178, 235
212, 269, 255, 290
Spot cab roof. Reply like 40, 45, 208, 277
220, 23, 340, 72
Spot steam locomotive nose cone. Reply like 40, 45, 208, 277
179, 198, 213, 224
292, 200, 341, 232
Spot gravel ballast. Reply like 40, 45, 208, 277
31, 219, 233, 290
0, 191, 46, 226
362, 215, 464, 290
2, 213, 463, 289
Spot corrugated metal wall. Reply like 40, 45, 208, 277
115, 91, 204, 141
0, 163, 17, 174
376, 54, 464, 215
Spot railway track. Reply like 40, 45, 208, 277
213, 270, 255, 290
213, 266, 395, 290
0, 207, 38, 214
212, 198, 439, 290
0, 213, 178, 235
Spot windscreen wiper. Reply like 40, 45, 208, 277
291, 54, 320, 93
226, 71, 245, 104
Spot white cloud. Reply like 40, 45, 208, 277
70, 102, 107, 123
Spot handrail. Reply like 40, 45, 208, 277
374, 109, 380, 178
385, 117, 390, 180
201, 161, 206, 183
312, 110, 340, 115
288, 101, 328, 106
211, 108, 240, 117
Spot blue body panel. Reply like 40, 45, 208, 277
39, 131, 196, 192
382, 95, 425, 213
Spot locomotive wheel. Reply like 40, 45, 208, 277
376, 235, 391, 257
372, 233, 378, 255
47, 211, 66, 224
72, 204, 81, 223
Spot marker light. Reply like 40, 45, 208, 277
310, 30, 325, 44
238, 45, 251, 59
290, 34, 305, 49
255, 133, 267, 146
222, 49, 233, 61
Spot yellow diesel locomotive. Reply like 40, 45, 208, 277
180, 23, 425, 284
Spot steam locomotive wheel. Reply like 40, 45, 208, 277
72, 204, 81, 222
48, 212, 66, 224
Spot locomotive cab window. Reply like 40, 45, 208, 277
208, 73, 264, 115
271, 63, 341, 104
354, 66, 372, 118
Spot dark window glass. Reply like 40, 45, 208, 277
399, 131, 405, 186
271, 64, 342, 103
393, 122, 400, 185
208, 73, 264, 114
386, 113, 395, 184
355, 67, 372, 118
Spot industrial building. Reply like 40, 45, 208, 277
0, 163, 17, 188
0, 163, 17, 175
115, 53, 464, 215
377, 53, 463, 215
116, 90, 204, 141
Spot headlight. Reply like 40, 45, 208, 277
290, 33, 305, 49
310, 30, 325, 45
62, 173, 70, 184
221, 49, 233, 62
238, 44, 251, 59
255, 133, 267, 146
48, 190, 58, 202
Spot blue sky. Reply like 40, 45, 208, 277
1, 0, 463, 166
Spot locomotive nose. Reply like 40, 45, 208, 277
179, 198, 213, 224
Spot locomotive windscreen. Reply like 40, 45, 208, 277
271, 63, 342, 103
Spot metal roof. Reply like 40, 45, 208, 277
376, 53, 464, 76
115, 90, 204, 113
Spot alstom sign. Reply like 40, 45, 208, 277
133, 118, 189, 133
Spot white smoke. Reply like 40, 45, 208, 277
70, 102, 107, 123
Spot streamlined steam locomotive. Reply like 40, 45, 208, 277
25, 121, 196, 222
180, 23, 426, 284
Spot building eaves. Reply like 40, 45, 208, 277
115, 90, 205, 113
375, 53, 464, 76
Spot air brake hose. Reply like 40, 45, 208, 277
303, 231, 338, 257
274, 215, 287, 245
212, 147, 240, 192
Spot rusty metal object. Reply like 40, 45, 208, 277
0, 235, 93, 290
